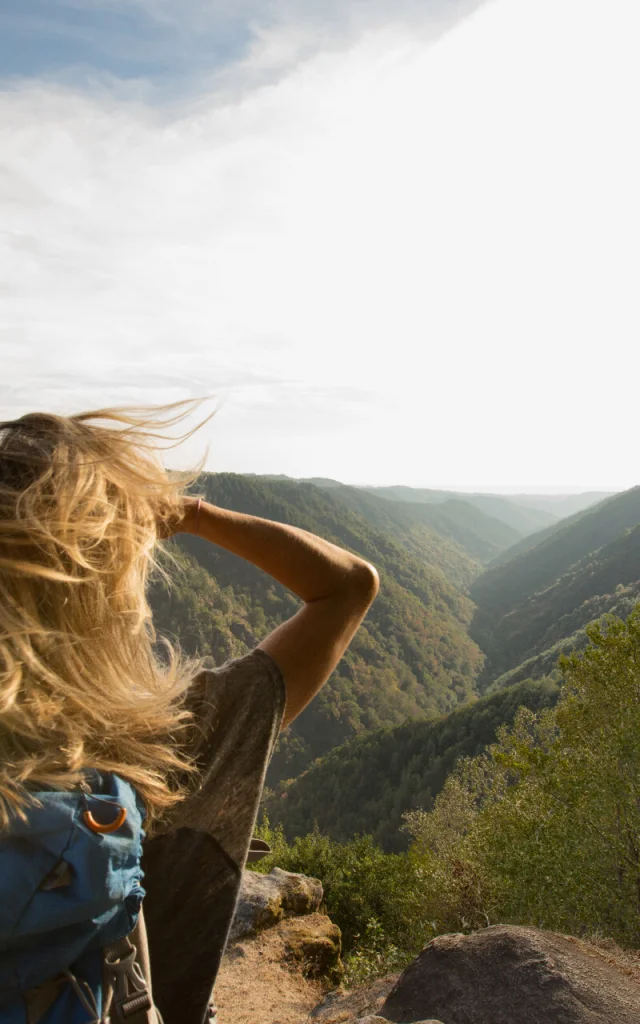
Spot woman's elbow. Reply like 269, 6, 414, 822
348, 561, 380, 605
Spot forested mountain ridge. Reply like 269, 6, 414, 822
309, 485, 522, 567
150, 472, 484, 782
471, 487, 640, 620
478, 526, 640, 681
403, 498, 521, 563
263, 676, 560, 851
359, 485, 558, 536
302, 485, 481, 587
486, 493, 623, 570
258, 476, 611, 542
470, 486, 640, 686
259, 476, 525, 571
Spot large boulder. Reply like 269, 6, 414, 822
380, 925, 640, 1024
229, 867, 323, 941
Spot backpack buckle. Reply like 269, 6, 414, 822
119, 991, 153, 1018
104, 939, 152, 1021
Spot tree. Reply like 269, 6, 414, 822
405, 607, 640, 947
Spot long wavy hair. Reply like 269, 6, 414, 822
0, 398, 215, 831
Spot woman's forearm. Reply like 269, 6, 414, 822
181, 499, 378, 604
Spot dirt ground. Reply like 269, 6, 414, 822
214, 924, 327, 1024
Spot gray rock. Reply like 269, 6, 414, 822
310, 975, 399, 1022
229, 867, 323, 941
354, 1018, 444, 1023
380, 925, 640, 1024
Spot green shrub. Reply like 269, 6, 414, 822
251, 820, 432, 957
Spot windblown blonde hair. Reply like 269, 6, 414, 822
0, 398, 215, 831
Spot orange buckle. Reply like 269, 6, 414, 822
83, 806, 127, 834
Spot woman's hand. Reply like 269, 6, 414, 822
156, 496, 201, 540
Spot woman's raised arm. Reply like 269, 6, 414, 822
176, 498, 379, 728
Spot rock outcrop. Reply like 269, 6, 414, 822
229, 867, 323, 942
379, 925, 640, 1024
224, 873, 640, 1024
217, 871, 340, 1024
280, 912, 342, 980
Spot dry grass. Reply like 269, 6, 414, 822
563, 934, 640, 984
214, 923, 328, 1024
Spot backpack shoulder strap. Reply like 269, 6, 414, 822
103, 914, 159, 1024
22, 977, 67, 1024
22, 930, 159, 1024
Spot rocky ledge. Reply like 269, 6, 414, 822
224, 871, 640, 1024
230, 867, 324, 943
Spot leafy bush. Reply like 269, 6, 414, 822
342, 918, 410, 987
251, 820, 431, 959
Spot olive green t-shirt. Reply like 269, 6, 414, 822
140, 648, 286, 1024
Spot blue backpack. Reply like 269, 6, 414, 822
0, 772, 155, 1024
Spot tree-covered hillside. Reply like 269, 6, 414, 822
486, 494, 619, 570
264, 677, 559, 852
405, 498, 521, 564
472, 487, 640, 618
306, 485, 482, 587
479, 526, 640, 679
487, 577, 640, 692
470, 487, 640, 686
149, 473, 484, 782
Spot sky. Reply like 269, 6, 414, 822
1, 0, 639, 493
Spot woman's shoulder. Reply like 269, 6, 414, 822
184, 646, 286, 757
191, 646, 285, 702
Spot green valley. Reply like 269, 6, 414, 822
263, 676, 560, 851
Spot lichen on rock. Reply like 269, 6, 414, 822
279, 912, 342, 981
230, 867, 324, 942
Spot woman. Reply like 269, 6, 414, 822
0, 400, 379, 1024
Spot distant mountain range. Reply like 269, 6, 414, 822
256, 475, 611, 540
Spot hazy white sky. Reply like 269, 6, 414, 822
1, 0, 639, 492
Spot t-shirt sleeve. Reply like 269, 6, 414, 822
163, 646, 286, 864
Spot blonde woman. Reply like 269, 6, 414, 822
0, 401, 379, 1024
